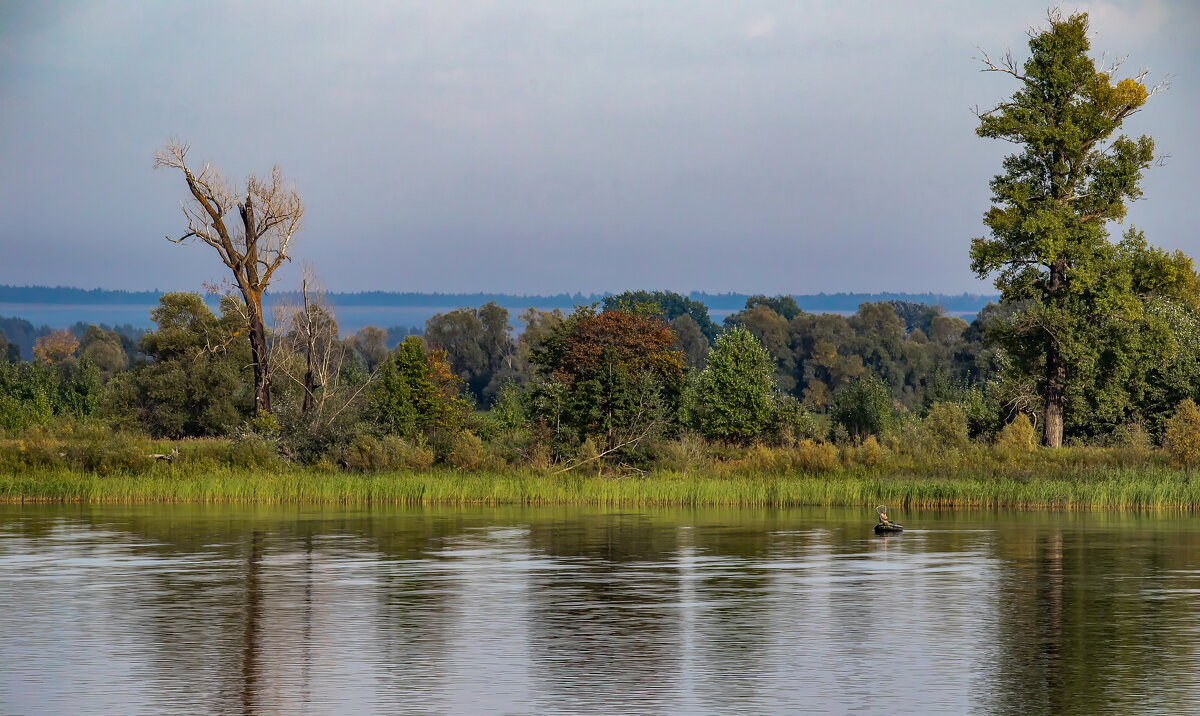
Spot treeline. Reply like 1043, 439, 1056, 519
0, 314, 422, 363
0, 284, 997, 312
6, 287, 1200, 476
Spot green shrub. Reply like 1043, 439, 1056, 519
773, 395, 824, 446
13, 427, 67, 469
574, 437, 602, 474
924, 402, 969, 450
795, 439, 839, 472
448, 432, 487, 471
831, 376, 893, 441
337, 434, 434, 471
228, 434, 280, 470
68, 426, 151, 474
654, 434, 709, 471
1104, 422, 1153, 451
1165, 399, 1200, 468
995, 414, 1037, 452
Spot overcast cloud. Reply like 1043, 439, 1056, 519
1, 1, 1196, 295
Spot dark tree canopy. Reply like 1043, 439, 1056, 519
424, 301, 515, 404
745, 295, 802, 321
603, 290, 719, 344
532, 305, 685, 451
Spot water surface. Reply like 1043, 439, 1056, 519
1, 505, 1197, 714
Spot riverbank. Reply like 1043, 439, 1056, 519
4, 465, 1200, 510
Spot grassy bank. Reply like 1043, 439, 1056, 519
4, 465, 1200, 511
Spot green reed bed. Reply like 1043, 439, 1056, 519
4, 464, 1200, 510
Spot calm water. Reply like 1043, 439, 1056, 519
1, 505, 1198, 715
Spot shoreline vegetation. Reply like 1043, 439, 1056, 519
4, 437, 1199, 511
4, 14, 1198, 515
7, 470, 1200, 512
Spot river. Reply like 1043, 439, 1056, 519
1, 504, 1197, 714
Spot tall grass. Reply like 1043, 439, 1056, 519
4, 464, 1200, 511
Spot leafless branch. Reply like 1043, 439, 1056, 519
554, 421, 660, 475
974, 46, 1026, 81
156, 139, 305, 412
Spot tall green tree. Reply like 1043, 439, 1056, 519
971, 11, 1163, 446
831, 375, 894, 442
692, 326, 775, 444
531, 306, 684, 453
671, 314, 709, 370
101, 293, 252, 437
78, 326, 129, 380
368, 336, 468, 439
424, 302, 514, 403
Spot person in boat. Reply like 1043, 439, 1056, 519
875, 505, 901, 531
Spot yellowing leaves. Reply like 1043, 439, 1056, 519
1114, 78, 1148, 109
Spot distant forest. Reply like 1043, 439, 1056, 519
0, 285, 996, 312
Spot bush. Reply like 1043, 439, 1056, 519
995, 414, 1037, 452
795, 439, 839, 472
742, 445, 788, 474
845, 435, 885, 467
336, 434, 435, 471
0, 423, 153, 474
68, 426, 151, 474
1165, 399, 1200, 468
448, 432, 487, 471
654, 434, 709, 471
12, 427, 67, 469
773, 395, 824, 446
923, 402, 969, 450
228, 434, 280, 470
831, 376, 893, 441
1105, 422, 1153, 451
574, 437, 602, 474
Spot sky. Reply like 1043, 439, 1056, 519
1, 1, 1196, 296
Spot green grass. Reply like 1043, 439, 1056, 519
4, 464, 1200, 511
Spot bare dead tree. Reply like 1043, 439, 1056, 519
270, 267, 374, 427
155, 140, 303, 413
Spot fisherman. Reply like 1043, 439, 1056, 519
874, 505, 902, 532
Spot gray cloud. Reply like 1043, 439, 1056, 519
1, 0, 1196, 295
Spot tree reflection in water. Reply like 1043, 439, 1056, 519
1, 505, 1199, 714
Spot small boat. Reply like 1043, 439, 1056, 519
874, 505, 903, 534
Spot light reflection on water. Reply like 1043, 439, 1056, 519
1, 506, 1198, 714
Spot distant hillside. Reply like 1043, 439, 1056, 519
0, 285, 997, 312
0, 286, 998, 349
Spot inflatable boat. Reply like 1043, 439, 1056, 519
874, 521, 904, 534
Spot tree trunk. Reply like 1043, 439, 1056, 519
1043, 338, 1066, 448
247, 303, 271, 414
1042, 261, 1067, 448
302, 364, 315, 413
301, 284, 316, 414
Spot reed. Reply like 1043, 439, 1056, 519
3, 464, 1200, 511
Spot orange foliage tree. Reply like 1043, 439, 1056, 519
33, 330, 79, 365
532, 305, 685, 453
